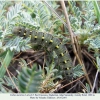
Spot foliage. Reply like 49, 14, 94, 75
4, 37, 31, 52
97, 88, 100, 93
40, 62, 63, 92
68, 1, 100, 47
0, 76, 18, 93
85, 83, 91, 93
0, 0, 100, 93
18, 59, 63, 93
93, 0, 100, 24
18, 63, 42, 93
96, 57, 100, 71
0, 50, 14, 78
72, 64, 84, 78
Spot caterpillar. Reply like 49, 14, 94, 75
12, 26, 73, 77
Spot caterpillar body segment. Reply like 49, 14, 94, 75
44, 33, 54, 48
52, 37, 61, 46
12, 27, 21, 35
36, 32, 45, 43
31, 31, 38, 43
12, 27, 73, 77
58, 54, 73, 70
45, 33, 54, 44
54, 44, 66, 55
24, 28, 31, 37
48, 37, 61, 50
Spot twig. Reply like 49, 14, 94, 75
58, 74, 89, 91
13, 52, 22, 60
82, 50, 95, 65
73, 56, 76, 66
6, 68, 20, 92
60, 0, 82, 64
83, 49, 95, 60
43, 54, 46, 71
91, 69, 99, 93
27, 52, 45, 66
74, 36, 83, 61
78, 80, 87, 92
60, 0, 92, 89
42, 1, 68, 28
65, 82, 79, 93
8, 70, 18, 79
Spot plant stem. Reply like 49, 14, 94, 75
60, 0, 92, 89
60, 0, 81, 64
6, 68, 20, 92
91, 69, 99, 93
42, 1, 68, 28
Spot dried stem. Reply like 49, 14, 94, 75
59, 75, 87, 90
60, 0, 92, 89
27, 52, 45, 66
42, 1, 68, 28
6, 68, 20, 92
65, 82, 79, 93
91, 69, 99, 93
60, 0, 82, 64
83, 49, 95, 60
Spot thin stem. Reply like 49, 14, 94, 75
78, 80, 87, 92
60, 0, 92, 89
6, 68, 20, 92
58, 75, 86, 90
42, 1, 68, 28
60, 0, 82, 64
91, 70, 99, 93
65, 82, 79, 93
27, 52, 45, 66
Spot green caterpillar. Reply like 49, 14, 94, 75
12, 26, 73, 76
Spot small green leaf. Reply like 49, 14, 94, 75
0, 50, 14, 78
18, 64, 42, 93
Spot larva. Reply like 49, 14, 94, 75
12, 26, 73, 76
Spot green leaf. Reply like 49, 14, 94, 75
7, 3, 22, 20
72, 64, 84, 78
93, 0, 100, 24
96, 57, 100, 71
97, 88, 100, 93
86, 83, 91, 93
0, 50, 14, 78
18, 64, 42, 93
